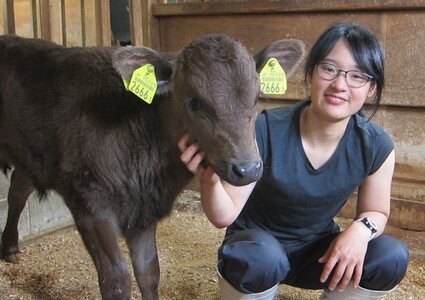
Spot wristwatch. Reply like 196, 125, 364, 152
353, 217, 378, 240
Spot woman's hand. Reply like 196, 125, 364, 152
177, 133, 256, 228
177, 133, 219, 185
319, 150, 395, 291
319, 223, 371, 291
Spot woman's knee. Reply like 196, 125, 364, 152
218, 229, 289, 293
361, 235, 409, 290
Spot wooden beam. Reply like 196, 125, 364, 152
31, 0, 41, 38
129, 0, 143, 46
81, 0, 97, 46
152, 0, 425, 17
40, 0, 62, 44
61, 0, 67, 45
142, 0, 160, 49
3, 0, 15, 34
81, 0, 86, 46
40, 0, 52, 40
94, 0, 111, 46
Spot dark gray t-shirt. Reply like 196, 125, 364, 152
227, 100, 394, 243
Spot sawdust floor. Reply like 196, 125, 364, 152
0, 191, 424, 300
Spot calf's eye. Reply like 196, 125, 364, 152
185, 97, 201, 112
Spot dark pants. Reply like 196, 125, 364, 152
218, 229, 409, 294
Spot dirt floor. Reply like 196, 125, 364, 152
0, 190, 424, 300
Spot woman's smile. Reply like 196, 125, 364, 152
325, 94, 348, 104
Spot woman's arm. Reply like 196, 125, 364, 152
178, 133, 255, 228
355, 149, 395, 236
319, 149, 395, 291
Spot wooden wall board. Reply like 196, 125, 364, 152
151, 1, 425, 230
0, 0, 422, 229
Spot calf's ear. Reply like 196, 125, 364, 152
254, 39, 306, 77
112, 46, 174, 95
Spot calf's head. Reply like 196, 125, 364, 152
113, 35, 305, 186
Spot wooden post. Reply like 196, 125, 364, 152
3, 0, 15, 34
40, 0, 52, 40
40, 0, 63, 44
81, 0, 86, 46
141, 0, 160, 49
31, 0, 41, 38
129, 0, 143, 46
94, 0, 111, 46
61, 0, 67, 45
81, 0, 96, 46
61, 0, 84, 46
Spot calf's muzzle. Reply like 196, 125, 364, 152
215, 158, 263, 186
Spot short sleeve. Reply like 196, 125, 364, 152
368, 127, 394, 175
350, 115, 393, 176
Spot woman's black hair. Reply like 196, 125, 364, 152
304, 23, 384, 119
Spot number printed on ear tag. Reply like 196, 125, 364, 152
259, 58, 287, 95
124, 64, 158, 104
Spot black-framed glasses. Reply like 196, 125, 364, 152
316, 62, 373, 88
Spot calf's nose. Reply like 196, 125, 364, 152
216, 159, 263, 186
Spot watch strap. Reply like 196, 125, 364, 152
353, 217, 377, 241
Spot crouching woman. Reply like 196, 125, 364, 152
179, 22, 409, 299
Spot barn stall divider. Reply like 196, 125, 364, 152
0, 0, 423, 248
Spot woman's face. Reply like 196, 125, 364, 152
309, 38, 376, 122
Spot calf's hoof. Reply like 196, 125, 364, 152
3, 252, 20, 263
2, 247, 21, 263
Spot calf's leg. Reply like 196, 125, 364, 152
73, 210, 132, 300
126, 222, 160, 300
1, 169, 34, 263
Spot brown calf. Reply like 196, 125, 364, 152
0, 34, 304, 299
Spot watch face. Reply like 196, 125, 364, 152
364, 217, 377, 233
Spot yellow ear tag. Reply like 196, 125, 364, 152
122, 78, 130, 90
124, 64, 157, 104
259, 58, 287, 95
